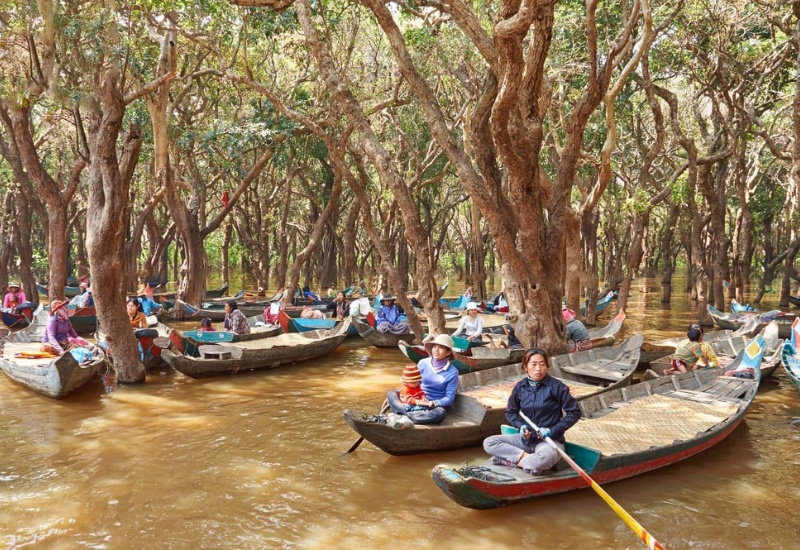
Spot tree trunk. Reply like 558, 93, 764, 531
85, 67, 145, 384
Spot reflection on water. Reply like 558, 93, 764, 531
1, 277, 800, 549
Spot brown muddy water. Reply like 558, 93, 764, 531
1, 277, 799, 549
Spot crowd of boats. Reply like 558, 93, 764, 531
1, 283, 799, 526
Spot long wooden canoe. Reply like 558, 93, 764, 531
639, 317, 759, 368
343, 336, 643, 456
166, 316, 282, 357
0, 339, 106, 398
579, 291, 616, 317
352, 315, 412, 348
1, 302, 37, 330
398, 339, 525, 374
96, 324, 171, 370
649, 322, 782, 378
277, 310, 358, 337
781, 318, 800, 394
789, 295, 800, 308
585, 310, 626, 348
161, 317, 350, 378
35, 282, 83, 298
432, 338, 764, 509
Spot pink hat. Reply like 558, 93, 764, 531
562, 307, 576, 322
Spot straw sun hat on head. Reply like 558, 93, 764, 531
424, 333, 455, 355
50, 300, 68, 313
7, 282, 20, 289
466, 301, 479, 312
381, 294, 396, 302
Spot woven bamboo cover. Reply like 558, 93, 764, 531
463, 380, 596, 408
567, 394, 738, 456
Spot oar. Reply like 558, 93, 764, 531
346, 400, 390, 454
517, 411, 665, 550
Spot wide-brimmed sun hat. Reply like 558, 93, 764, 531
466, 301, 479, 311
424, 333, 455, 355
7, 282, 20, 289
381, 294, 396, 302
50, 299, 68, 313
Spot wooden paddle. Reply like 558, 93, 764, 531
346, 400, 390, 453
517, 411, 665, 550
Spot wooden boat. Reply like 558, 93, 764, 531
707, 305, 796, 339
432, 338, 764, 509
35, 282, 82, 298
67, 306, 98, 334
639, 317, 759, 368
789, 295, 800, 308
161, 299, 267, 322
1, 302, 38, 330
731, 299, 757, 313
167, 316, 283, 357
160, 317, 350, 378
706, 305, 742, 330
204, 282, 229, 299
781, 318, 800, 394
579, 291, 616, 317
343, 336, 643, 456
0, 314, 106, 398
585, 310, 626, 348
95, 324, 171, 370
352, 315, 412, 348
398, 339, 525, 374
277, 310, 358, 337
649, 324, 783, 379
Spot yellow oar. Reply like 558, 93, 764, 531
518, 411, 665, 550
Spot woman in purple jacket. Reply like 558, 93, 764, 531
42, 300, 78, 355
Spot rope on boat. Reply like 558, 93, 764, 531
455, 465, 516, 483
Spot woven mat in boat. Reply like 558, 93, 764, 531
462, 380, 598, 409
568, 394, 738, 456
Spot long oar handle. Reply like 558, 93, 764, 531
517, 411, 665, 550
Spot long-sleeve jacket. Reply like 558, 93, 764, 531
417, 358, 459, 408
505, 374, 581, 443
452, 315, 483, 338
42, 315, 78, 354
376, 305, 403, 326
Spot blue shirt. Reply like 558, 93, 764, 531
417, 358, 459, 407
139, 297, 161, 315
376, 304, 402, 326
505, 374, 581, 443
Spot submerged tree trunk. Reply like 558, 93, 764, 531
85, 67, 146, 384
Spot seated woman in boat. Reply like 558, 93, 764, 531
499, 323, 524, 350
493, 289, 509, 313
386, 334, 458, 427
264, 301, 283, 325
563, 307, 592, 352
42, 300, 79, 355
3, 282, 27, 312
127, 297, 148, 328
375, 295, 408, 334
452, 302, 484, 342
303, 286, 322, 304
198, 317, 216, 332
223, 300, 251, 335
326, 291, 349, 321
483, 348, 581, 475
663, 324, 719, 375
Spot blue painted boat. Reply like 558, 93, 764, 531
579, 291, 617, 317
731, 299, 757, 313
781, 318, 800, 395
36, 282, 82, 298
1, 302, 37, 329
279, 310, 358, 337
